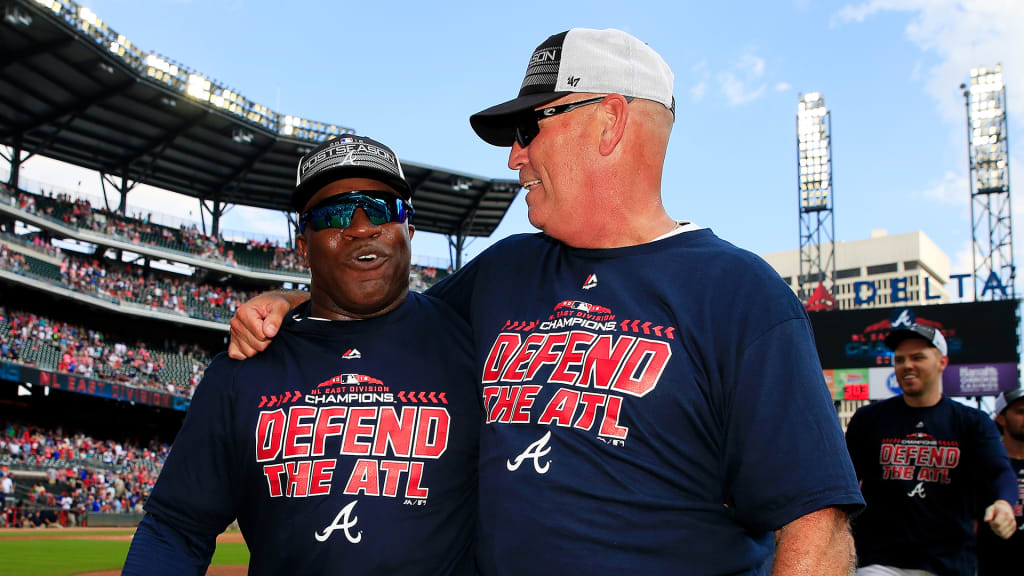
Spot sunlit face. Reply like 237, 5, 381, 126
296, 178, 414, 320
997, 401, 1024, 443
892, 338, 948, 399
507, 96, 598, 244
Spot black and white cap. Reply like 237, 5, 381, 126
292, 135, 413, 212
995, 386, 1024, 415
470, 28, 675, 146
884, 324, 948, 356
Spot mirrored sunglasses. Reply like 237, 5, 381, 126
299, 191, 413, 233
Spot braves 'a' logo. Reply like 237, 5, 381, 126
507, 431, 552, 474
891, 309, 914, 328
315, 501, 362, 543
907, 481, 927, 499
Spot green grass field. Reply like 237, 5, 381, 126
0, 529, 250, 576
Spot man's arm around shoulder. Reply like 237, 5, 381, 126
773, 506, 855, 576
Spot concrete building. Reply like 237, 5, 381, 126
761, 230, 952, 311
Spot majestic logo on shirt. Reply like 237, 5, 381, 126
507, 431, 552, 474
315, 500, 362, 543
342, 349, 362, 360
915, 421, 924, 428
582, 274, 598, 290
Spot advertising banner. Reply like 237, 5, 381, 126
0, 360, 188, 411
834, 368, 869, 400
942, 362, 1018, 397
868, 367, 900, 400
809, 301, 1019, 396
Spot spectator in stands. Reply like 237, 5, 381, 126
0, 470, 12, 509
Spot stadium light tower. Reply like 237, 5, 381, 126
796, 92, 835, 305
962, 65, 1014, 301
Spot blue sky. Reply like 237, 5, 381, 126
11, 0, 1024, 290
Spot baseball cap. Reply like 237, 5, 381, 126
884, 324, 948, 356
470, 28, 675, 146
292, 135, 413, 212
995, 386, 1024, 415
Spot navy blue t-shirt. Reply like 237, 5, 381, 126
977, 456, 1024, 575
846, 396, 1018, 576
125, 293, 480, 575
429, 230, 864, 575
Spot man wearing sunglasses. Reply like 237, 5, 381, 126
229, 29, 863, 575
124, 136, 479, 575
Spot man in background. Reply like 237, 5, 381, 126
977, 386, 1024, 575
845, 324, 1017, 575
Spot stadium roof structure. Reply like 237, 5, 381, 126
0, 0, 520, 257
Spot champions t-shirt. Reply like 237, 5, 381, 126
429, 230, 864, 575
134, 293, 479, 575
845, 396, 1018, 576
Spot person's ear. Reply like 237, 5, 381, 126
597, 94, 631, 156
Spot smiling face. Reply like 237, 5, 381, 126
892, 337, 948, 407
296, 177, 414, 321
507, 95, 600, 245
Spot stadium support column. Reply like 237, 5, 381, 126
448, 232, 466, 270
99, 170, 136, 215
962, 65, 1014, 301
200, 198, 227, 238
796, 93, 836, 304
3, 137, 27, 188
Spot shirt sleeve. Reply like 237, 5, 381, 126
723, 317, 865, 532
425, 254, 481, 324
844, 408, 868, 483
122, 510, 216, 575
972, 412, 1018, 505
139, 355, 242, 556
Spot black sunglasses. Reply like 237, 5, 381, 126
513, 96, 634, 148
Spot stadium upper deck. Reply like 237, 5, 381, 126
0, 0, 520, 254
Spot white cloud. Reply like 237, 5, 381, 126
920, 170, 968, 207
775, 81, 792, 92
718, 52, 768, 106
691, 82, 706, 102
833, 1, 1024, 125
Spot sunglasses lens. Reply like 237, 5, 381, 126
302, 193, 411, 231
514, 116, 538, 147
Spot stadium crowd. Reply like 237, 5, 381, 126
3, 186, 452, 297
59, 253, 257, 323
0, 306, 209, 399
1, 422, 168, 528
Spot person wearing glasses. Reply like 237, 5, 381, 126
123, 136, 479, 575
228, 29, 864, 575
